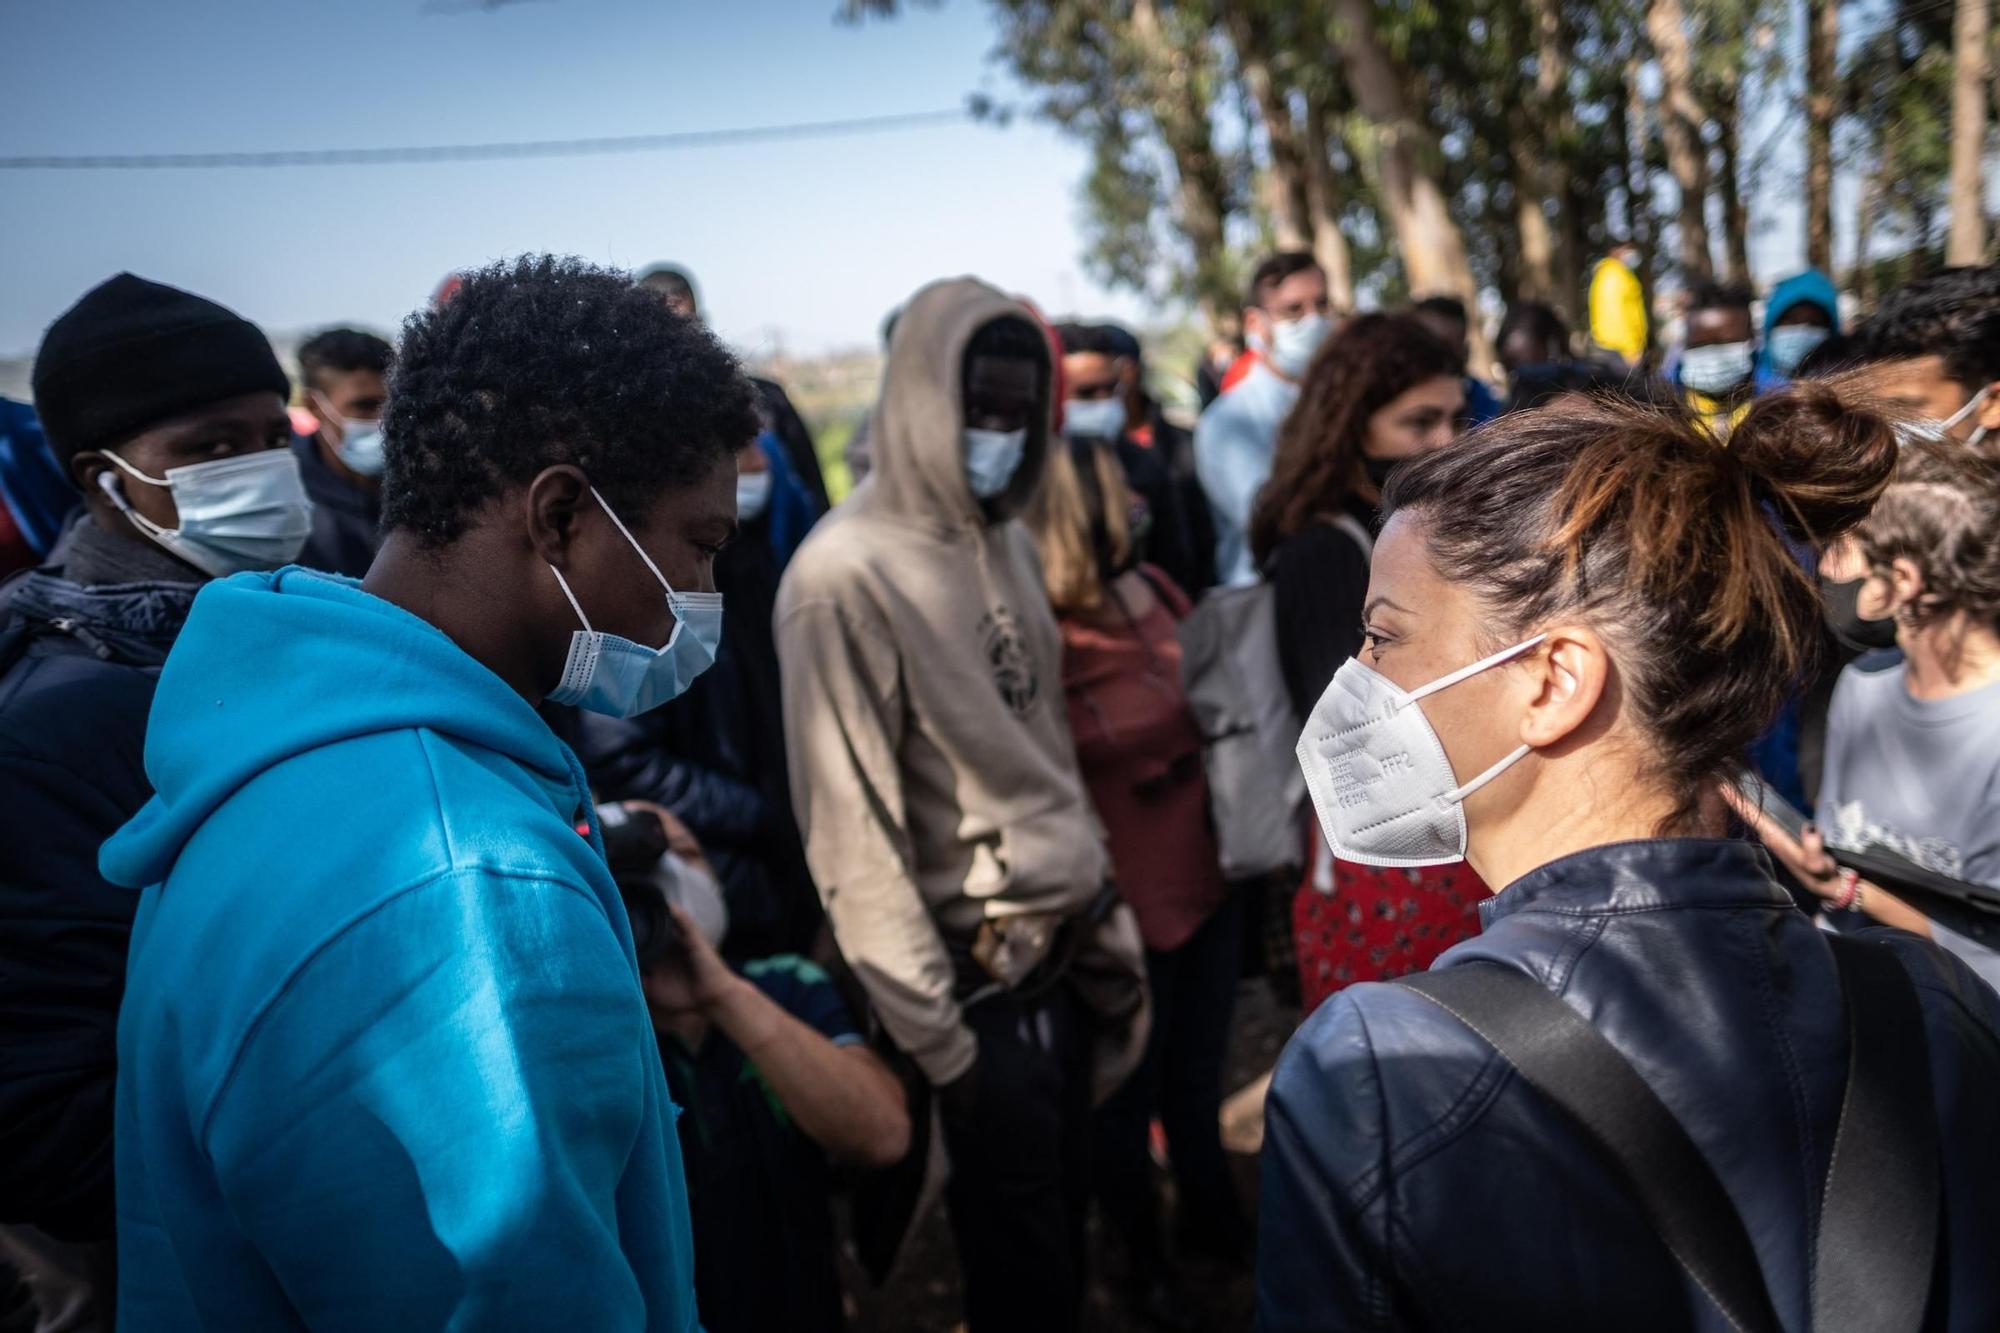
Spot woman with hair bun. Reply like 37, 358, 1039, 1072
1259, 383, 2000, 1331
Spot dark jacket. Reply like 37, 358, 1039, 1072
290, 433, 380, 579
1260, 838, 2000, 1332
0, 563, 196, 1240
1269, 496, 1375, 722
753, 377, 829, 514
564, 514, 819, 959
1141, 404, 1215, 596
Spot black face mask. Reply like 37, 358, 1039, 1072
1363, 456, 1401, 494
1821, 575, 1899, 653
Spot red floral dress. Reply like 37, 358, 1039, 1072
1291, 824, 1487, 1016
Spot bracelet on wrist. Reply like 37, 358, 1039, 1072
1831, 868, 1862, 913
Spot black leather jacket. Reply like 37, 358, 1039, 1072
1259, 839, 2000, 1332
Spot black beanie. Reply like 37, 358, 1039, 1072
31, 273, 291, 464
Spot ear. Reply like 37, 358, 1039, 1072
524, 464, 595, 568
1888, 556, 1926, 614
1243, 307, 1270, 346
1517, 626, 1607, 751
70, 450, 110, 493
1975, 381, 2000, 434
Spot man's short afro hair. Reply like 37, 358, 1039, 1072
381, 254, 759, 546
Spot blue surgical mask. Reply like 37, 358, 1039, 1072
1268, 313, 1332, 379
1766, 324, 1829, 377
965, 427, 1028, 500
98, 448, 314, 578
1063, 397, 1126, 440
1680, 340, 1756, 396
1898, 385, 1990, 449
736, 470, 772, 521
544, 486, 724, 718
313, 394, 388, 478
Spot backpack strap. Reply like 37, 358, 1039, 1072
1813, 935, 1939, 1333
1398, 942, 1943, 1333
1396, 964, 1782, 1333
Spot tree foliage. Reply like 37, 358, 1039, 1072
851, 0, 1997, 340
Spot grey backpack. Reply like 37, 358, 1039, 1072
1177, 513, 1373, 880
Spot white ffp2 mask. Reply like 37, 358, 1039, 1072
1296, 636, 1545, 867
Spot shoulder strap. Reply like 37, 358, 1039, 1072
1814, 936, 1939, 1333
1317, 510, 1374, 559
1396, 965, 1782, 1333
1133, 563, 1190, 622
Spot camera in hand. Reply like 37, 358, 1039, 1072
596, 803, 681, 967
595, 802, 732, 967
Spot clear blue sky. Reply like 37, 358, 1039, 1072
0, 0, 1155, 359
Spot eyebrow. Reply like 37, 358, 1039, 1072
1363, 595, 1411, 619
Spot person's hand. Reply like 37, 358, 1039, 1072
1720, 782, 1846, 901
621, 800, 717, 880
641, 903, 741, 1029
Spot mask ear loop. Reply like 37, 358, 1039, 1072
1952, 385, 1991, 447
1402, 634, 1549, 806
586, 485, 681, 609
95, 468, 176, 542
1404, 633, 1549, 705
546, 563, 594, 632
98, 451, 171, 487
1444, 743, 1534, 805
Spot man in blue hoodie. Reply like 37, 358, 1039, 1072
100, 255, 759, 1331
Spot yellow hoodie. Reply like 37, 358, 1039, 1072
774, 277, 1145, 1090
1589, 256, 1648, 366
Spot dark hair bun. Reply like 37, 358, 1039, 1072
1730, 377, 1899, 541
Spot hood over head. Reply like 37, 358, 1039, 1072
863, 277, 1054, 526
1763, 268, 1842, 341
100, 567, 583, 890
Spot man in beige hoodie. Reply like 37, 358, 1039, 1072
775, 277, 1146, 1331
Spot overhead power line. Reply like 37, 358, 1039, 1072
0, 107, 975, 171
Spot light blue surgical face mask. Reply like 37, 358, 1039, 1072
544, 486, 724, 718
1897, 385, 1990, 449
337, 422, 387, 477
736, 470, 772, 521
1063, 396, 1126, 440
1680, 340, 1756, 396
965, 426, 1028, 500
314, 395, 388, 478
1766, 324, 1830, 377
1267, 313, 1332, 379
98, 448, 314, 578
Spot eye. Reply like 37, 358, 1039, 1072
1361, 625, 1395, 658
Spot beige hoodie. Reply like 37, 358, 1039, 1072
775, 278, 1144, 1088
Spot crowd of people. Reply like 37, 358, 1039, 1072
1, 238, 1999, 1333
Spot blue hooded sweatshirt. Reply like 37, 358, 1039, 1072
100, 567, 699, 1332
1757, 268, 1842, 387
